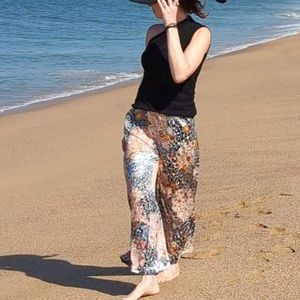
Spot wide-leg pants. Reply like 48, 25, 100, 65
123, 107, 200, 275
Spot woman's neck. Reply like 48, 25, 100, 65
176, 9, 188, 23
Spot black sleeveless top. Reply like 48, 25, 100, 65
132, 15, 210, 118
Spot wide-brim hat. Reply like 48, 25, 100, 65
129, 0, 156, 4
129, 0, 227, 4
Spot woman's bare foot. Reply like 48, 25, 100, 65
181, 245, 196, 258
156, 263, 180, 283
119, 275, 160, 300
120, 246, 194, 267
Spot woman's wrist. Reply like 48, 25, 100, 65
165, 23, 177, 30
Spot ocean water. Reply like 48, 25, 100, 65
1, 0, 300, 115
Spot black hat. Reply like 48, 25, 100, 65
129, 0, 156, 4
129, 0, 227, 4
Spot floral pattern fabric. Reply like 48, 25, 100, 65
123, 108, 200, 275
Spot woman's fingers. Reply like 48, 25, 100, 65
168, 0, 176, 7
166, 0, 172, 7
159, 0, 175, 9
167, 0, 179, 8
158, 0, 178, 26
158, 0, 179, 10
157, 0, 166, 10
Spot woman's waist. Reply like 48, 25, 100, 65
132, 95, 197, 118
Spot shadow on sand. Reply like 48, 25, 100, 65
0, 254, 135, 296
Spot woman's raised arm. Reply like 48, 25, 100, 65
157, 0, 211, 83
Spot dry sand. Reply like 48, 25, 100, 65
0, 34, 299, 300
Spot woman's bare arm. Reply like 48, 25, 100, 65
166, 26, 211, 83
157, 0, 211, 84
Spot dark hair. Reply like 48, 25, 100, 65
180, 0, 208, 19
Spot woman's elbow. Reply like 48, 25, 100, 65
172, 67, 191, 84
172, 73, 189, 84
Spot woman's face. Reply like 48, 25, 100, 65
150, 3, 163, 19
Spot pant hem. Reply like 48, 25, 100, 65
131, 262, 171, 275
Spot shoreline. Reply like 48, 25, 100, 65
0, 76, 142, 118
1, 31, 299, 119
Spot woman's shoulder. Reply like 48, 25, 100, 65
145, 24, 165, 46
189, 16, 211, 32
187, 17, 212, 44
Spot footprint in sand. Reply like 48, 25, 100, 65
250, 222, 270, 230
186, 246, 225, 260
196, 210, 230, 219
252, 223, 290, 238
256, 223, 269, 228
237, 192, 278, 211
238, 197, 266, 209
249, 253, 272, 264
257, 208, 272, 215
244, 268, 267, 282
270, 244, 296, 254
250, 239, 296, 269
203, 232, 222, 241
239, 201, 252, 208
198, 194, 274, 226
196, 210, 231, 230
258, 245, 296, 259
253, 223, 292, 238
251, 223, 298, 254
270, 226, 286, 235
246, 255, 272, 280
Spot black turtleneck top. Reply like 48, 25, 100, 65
132, 15, 210, 118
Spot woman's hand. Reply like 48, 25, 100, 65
157, 0, 179, 26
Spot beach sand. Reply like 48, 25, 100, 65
0, 34, 299, 299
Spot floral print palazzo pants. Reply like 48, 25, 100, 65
123, 107, 200, 275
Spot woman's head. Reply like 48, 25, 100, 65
148, 0, 208, 19
149, 2, 163, 19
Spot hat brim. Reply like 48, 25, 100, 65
129, 0, 157, 5
129, 0, 227, 5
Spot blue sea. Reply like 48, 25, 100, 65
1, 0, 300, 115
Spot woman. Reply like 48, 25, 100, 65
120, 0, 225, 299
